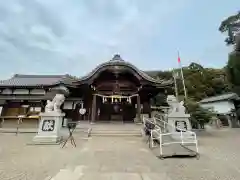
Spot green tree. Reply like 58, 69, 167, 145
219, 11, 240, 45
152, 93, 169, 106
188, 62, 204, 71
220, 11, 240, 95
236, 35, 240, 51
156, 71, 173, 80
205, 68, 230, 95
185, 99, 215, 129
226, 51, 240, 95
150, 62, 230, 102
176, 63, 229, 101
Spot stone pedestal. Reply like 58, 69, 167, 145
141, 113, 149, 120
134, 117, 141, 124
167, 113, 192, 140
32, 112, 65, 144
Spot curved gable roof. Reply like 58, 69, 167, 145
78, 54, 172, 86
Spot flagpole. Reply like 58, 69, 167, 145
172, 69, 179, 101
178, 51, 188, 99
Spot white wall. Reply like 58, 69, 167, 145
63, 101, 74, 109
30, 89, 45, 95
13, 89, 29, 94
1, 89, 12, 94
200, 100, 235, 114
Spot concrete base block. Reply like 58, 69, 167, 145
31, 135, 63, 145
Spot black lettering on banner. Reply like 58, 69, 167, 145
175, 121, 187, 132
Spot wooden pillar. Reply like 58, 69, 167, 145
41, 100, 46, 112
91, 94, 96, 123
136, 94, 141, 122
143, 101, 151, 118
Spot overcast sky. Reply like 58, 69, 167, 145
0, 0, 238, 79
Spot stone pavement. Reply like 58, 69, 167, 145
63, 136, 170, 179
1, 129, 240, 179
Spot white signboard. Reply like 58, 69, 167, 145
63, 101, 74, 109
30, 107, 41, 112
0, 106, 2, 116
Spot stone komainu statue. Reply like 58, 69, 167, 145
45, 100, 54, 112
45, 94, 65, 113
166, 95, 178, 113
166, 95, 186, 114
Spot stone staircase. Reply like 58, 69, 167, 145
90, 129, 142, 137
88, 123, 143, 137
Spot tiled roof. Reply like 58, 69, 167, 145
199, 93, 239, 103
0, 74, 77, 87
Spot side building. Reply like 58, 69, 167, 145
0, 55, 172, 127
199, 92, 240, 127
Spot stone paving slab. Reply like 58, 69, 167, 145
51, 172, 172, 180
110, 173, 142, 180
1, 130, 240, 179
141, 173, 171, 180
80, 173, 112, 180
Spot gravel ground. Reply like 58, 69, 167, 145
0, 129, 240, 180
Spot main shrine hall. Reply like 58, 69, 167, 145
0, 55, 172, 124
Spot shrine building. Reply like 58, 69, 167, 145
0, 55, 172, 125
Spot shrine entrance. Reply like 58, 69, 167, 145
95, 94, 138, 122
78, 55, 171, 124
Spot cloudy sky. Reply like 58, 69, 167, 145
0, 0, 238, 79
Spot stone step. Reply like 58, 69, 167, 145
50, 168, 83, 180
49, 171, 171, 180
91, 130, 141, 132
0, 128, 37, 133
90, 133, 142, 137
90, 130, 142, 137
